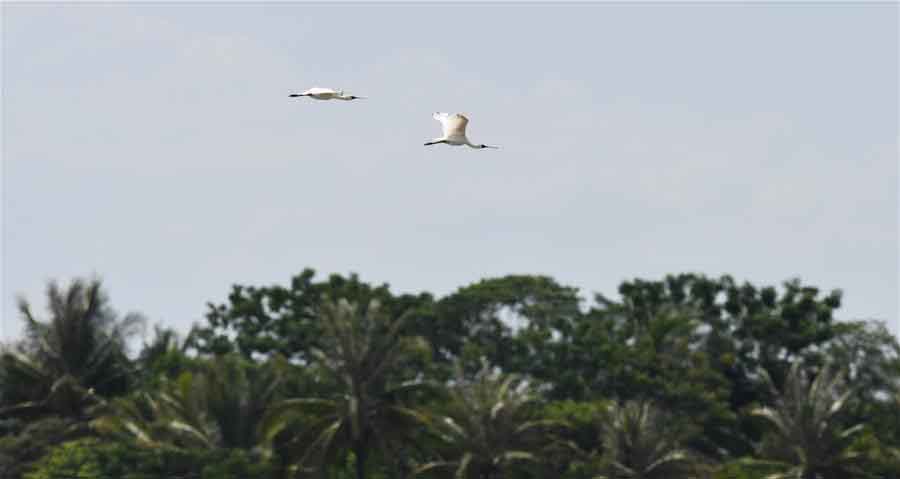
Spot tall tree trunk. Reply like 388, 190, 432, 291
354, 441, 368, 479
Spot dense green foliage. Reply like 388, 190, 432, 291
1, 271, 898, 478
413, 361, 563, 479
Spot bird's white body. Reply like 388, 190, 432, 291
425, 112, 498, 149
290, 87, 364, 101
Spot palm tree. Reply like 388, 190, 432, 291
135, 326, 195, 387
750, 361, 867, 479
0, 278, 141, 478
96, 353, 286, 452
0, 278, 141, 421
594, 400, 701, 479
413, 361, 564, 479
261, 298, 431, 479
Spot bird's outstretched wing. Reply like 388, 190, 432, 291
305, 87, 337, 95
433, 112, 468, 138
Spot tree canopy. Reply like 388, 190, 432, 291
2, 270, 897, 479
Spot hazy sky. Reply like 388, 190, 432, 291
2, 3, 897, 342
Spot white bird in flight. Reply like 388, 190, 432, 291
289, 87, 365, 101
425, 112, 498, 149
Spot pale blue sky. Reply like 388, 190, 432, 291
2, 3, 898, 341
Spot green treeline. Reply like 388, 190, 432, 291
1, 269, 898, 479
